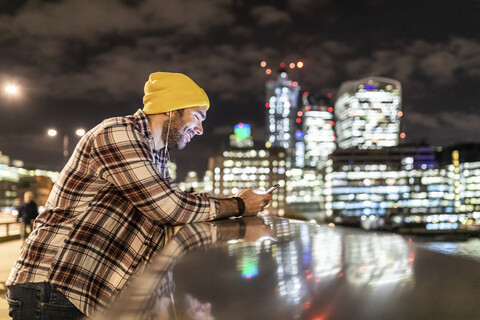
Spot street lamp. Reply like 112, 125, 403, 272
47, 128, 86, 163
5, 84, 18, 96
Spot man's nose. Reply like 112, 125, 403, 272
194, 122, 203, 135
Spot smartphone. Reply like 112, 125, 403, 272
266, 184, 279, 194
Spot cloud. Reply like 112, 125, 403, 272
8, 0, 145, 39
420, 51, 457, 85
140, 0, 234, 35
250, 6, 291, 27
405, 111, 480, 145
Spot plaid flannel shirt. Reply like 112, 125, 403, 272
7, 109, 219, 317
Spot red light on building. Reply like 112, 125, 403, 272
292, 81, 298, 87
289, 62, 295, 69
266, 69, 272, 75
400, 132, 406, 139
305, 106, 311, 111
398, 111, 403, 117
333, 136, 336, 141
265, 103, 270, 108
327, 92, 333, 98
297, 61, 304, 68
280, 62, 286, 68
328, 107, 333, 113
260, 61, 267, 68
330, 121, 335, 126
297, 111, 303, 117
296, 118, 302, 123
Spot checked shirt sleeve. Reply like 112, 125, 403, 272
90, 123, 218, 225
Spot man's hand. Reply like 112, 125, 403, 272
236, 188, 272, 216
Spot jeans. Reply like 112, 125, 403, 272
6, 282, 84, 320
20, 221, 33, 244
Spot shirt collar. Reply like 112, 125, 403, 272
133, 109, 154, 141
133, 109, 170, 161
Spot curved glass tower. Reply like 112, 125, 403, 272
334, 77, 402, 149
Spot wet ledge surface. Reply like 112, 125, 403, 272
102, 216, 480, 320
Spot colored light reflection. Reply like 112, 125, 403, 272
242, 262, 258, 279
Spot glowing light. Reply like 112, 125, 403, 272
47, 129, 58, 137
397, 111, 403, 117
234, 123, 251, 140
280, 62, 286, 68
289, 62, 296, 69
266, 69, 272, 75
327, 92, 333, 98
328, 107, 334, 112
76, 129, 86, 137
400, 132, 406, 139
297, 111, 303, 117
265, 102, 270, 108
296, 118, 301, 124
297, 61, 304, 68
260, 61, 267, 68
330, 121, 335, 126
305, 106, 311, 111
5, 84, 18, 95
292, 81, 298, 87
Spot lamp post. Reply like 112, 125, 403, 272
47, 128, 85, 163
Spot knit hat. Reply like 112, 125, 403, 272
143, 72, 210, 115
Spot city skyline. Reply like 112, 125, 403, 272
1, 0, 480, 180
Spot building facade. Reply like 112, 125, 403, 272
301, 92, 336, 169
208, 147, 287, 216
324, 146, 464, 231
334, 77, 402, 150
265, 69, 301, 167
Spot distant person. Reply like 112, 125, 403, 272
17, 191, 38, 244
6, 72, 272, 320
12, 198, 21, 222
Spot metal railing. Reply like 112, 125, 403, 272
0, 221, 20, 242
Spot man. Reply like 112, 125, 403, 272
6, 72, 272, 319
18, 191, 38, 245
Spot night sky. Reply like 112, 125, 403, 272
1, 0, 480, 180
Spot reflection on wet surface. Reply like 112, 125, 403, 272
415, 238, 480, 261
102, 217, 480, 320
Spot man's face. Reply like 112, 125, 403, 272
162, 106, 207, 150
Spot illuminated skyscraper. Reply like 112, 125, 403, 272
301, 92, 336, 168
265, 69, 301, 167
334, 77, 402, 149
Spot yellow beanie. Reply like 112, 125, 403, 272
143, 72, 210, 115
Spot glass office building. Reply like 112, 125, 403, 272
301, 92, 336, 169
324, 146, 464, 231
265, 70, 301, 167
208, 148, 287, 216
334, 77, 402, 150
286, 168, 323, 213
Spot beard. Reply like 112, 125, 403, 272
162, 112, 191, 150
